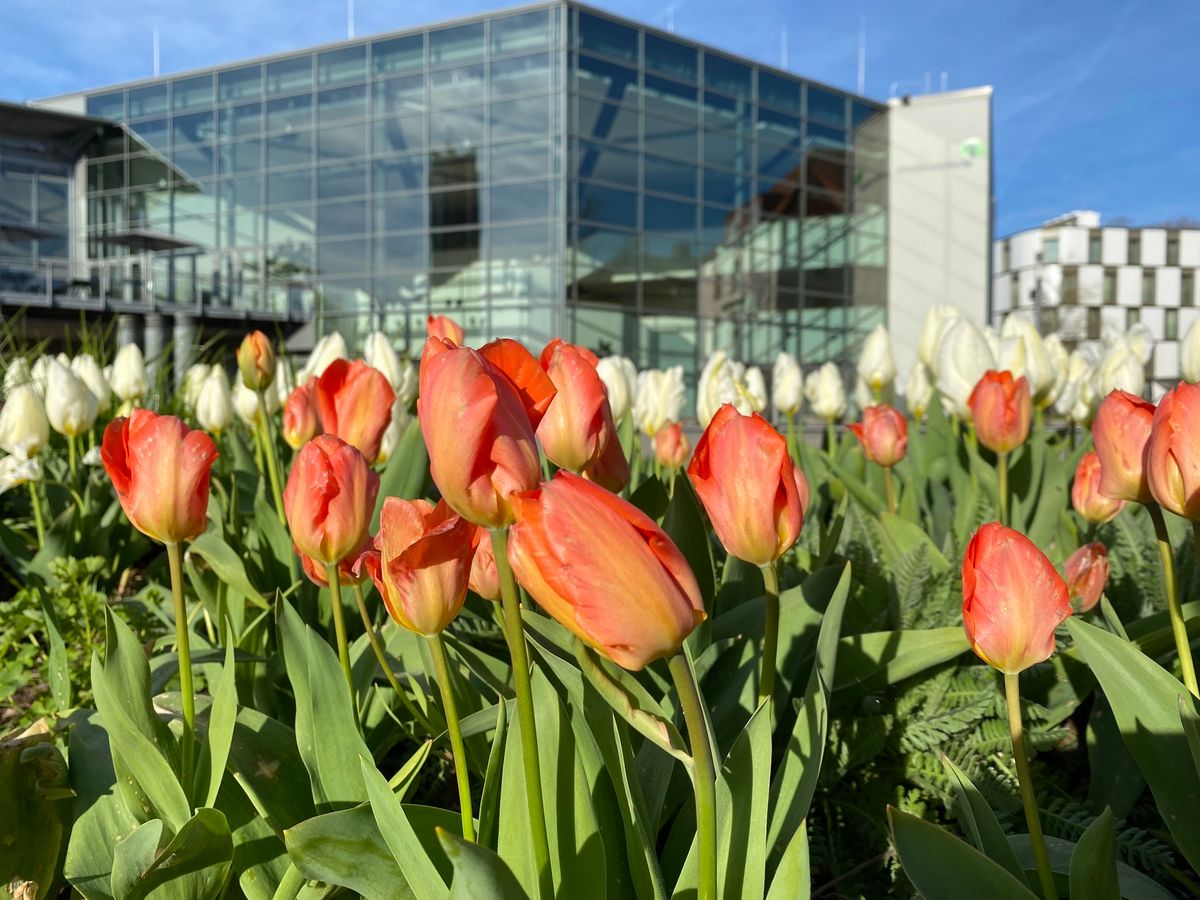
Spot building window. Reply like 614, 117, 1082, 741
1102, 267, 1116, 304
1142, 269, 1155, 304
1010, 277, 1018, 309
1128, 232, 1141, 265
1167, 232, 1180, 266
1087, 307, 1101, 339
1126, 308, 1140, 328
1001, 240, 1010, 271
1088, 231, 1101, 264
1166, 308, 1179, 340
1184, 270, 1196, 307
1042, 235, 1058, 263
1061, 266, 1078, 305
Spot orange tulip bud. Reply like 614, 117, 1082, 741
478, 338, 555, 428
537, 341, 626, 484
418, 337, 541, 528
283, 378, 320, 449
1071, 451, 1125, 524
654, 422, 689, 469
968, 370, 1031, 454
582, 427, 631, 493
427, 314, 464, 345
359, 497, 478, 636
539, 338, 598, 369
101, 409, 218, 544
237, 330, 276, 391
299, 536, 371, 588
283, 434, 379, 565
1091, 390, 1155, 503
687, 404, 805, 566
1145, 381, 1200, 520
508, 471, 706, 670
1063, 542, 1109, 613
468, 527, 500, 601
316, 359, 395, 464
962, 522, 1071, 673
848, 404, 908, 467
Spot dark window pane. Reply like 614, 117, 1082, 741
429, 106, 484, 149
577, 98, 638, 144
172, 145, 215, 180
373, 115, 425, 154
573, 225, 639, 305
644, 115, 697, 161
374, 232, 426, 269
87, 92, 125, 119
219, 138, 263, 174
266, 94, 312, 132
642, 75, 698, 123
373, 34, 423, 76
577, 12, 637, 62
491, 10, 549, 54
806, 154, 845, 192
374, 192, 424, 233
704, 54, 751, 98
757, 107, 800, 147
491, 52, 550, 97
645, 196, 694, 235
128, 118, 170, 154
219, 101, 263, 140
757, 181, 799, 216
431, 228, 480, 267
268, 169, 312, 205
429, 23, 485, 66
173, 75, 213, 111
430, 63, 485, 108
807, 86, 845, 125
318, 237, 368, 273
219, 66, 262, 102
644, 34, 697, 82
317, 161, 367, 199
851, 101, 879, 128
645, 155, 696, 199
577, 182, 636, 228
491, 95, 550, 140
758, 71, 800, 112
429, 188, 480, 228
129, 84, 168, 118
702, 168, 750, 207
267, 131, 311, 168
267, 56, 313, 96
318, 45, 366, 85
805, 188, 844, 216
574, 140, 637, 186
373, 73, 426, 116
429, 149, 480, 187
129, 155, 172, 188
490, 180, 551, 222
318, 85, 367, 124
703, 130, 751, 171
318, 123, 367, 161
492, 138, 551, 180
375, 155, 425, 193
174, 110, 215, 146
758, 145, 801, 183
806, 121, 846, 152
574, 53, 637, 102
87, 159, 124, 192
317, 200, 368, 236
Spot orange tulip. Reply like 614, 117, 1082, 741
1145, 381, 1200, 520
101, 409, 218, 544
583, 428, 632, 492
427, 314, 465, 345
962, 522, 1071, 673
1091, 390, 1155, 503
468, 528, 500, 601
283, 378, 320, 449
848, 404, 908, 467
237, 330, 276, 391
507, 471, 705, 670
299, 536, 371, 588
1063, 542, 1109, 613
418, 337, 541, 528
537, 341, 626, 483
316, 359, 395, 464
359, 497, 478, 636
539, 338, 598, 369
654, 422, 689, 469
478, 338, 555, 428
1071, 451, 1125, 524
968, 370, 1031, 454
687, 403, 805, 566
283, 434, 379, 565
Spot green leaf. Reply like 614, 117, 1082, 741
940, 755, 1028, 886
196, 642, 238, 809
359, 756, 447, 900
111, 808, 234, 900
719, 700, 773, 900
1180, 693, 1200, 777
662, 475, 716, 610
833, 627, 970, 697
766, 667, 826, 884
40, 595, 71, 710
226, 707, 316, 833
1066, 618, 1200, 871
476, 698, 508, 850
284, 806, 414, 900
190, 531, 269, 609
1008, 834, 1174, 900
438, 828, 531, 900
1069, 808, 1119, 900
629, 475, 670, 520
0, 725, 68, 900
110, 820, 163, 900
372, 420, 429, 531
767, 824, 809, 900
889, 807, 1038, 900
814, 562, 852, 689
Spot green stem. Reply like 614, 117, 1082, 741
325, 562, 356, 708
429, 633, 475, 842
1149, 504, 1198, 697
758, 561, 781, 706
786, 412, 797, 462
167, 542, 195, 801
352, 582, 434, 732
27, 480, 45, 549
490, 527, 553, 900
884, 466, 896, 515
256, 391, 287, 526
825, 418, 836, 455
1004, 672, 1056, 900
68, 434, 77, 479
669, 654, 717, 900
997, 452, 1009, 527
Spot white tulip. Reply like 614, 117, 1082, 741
377, 399, 412, 465
935, 319, 995, 419
233, 379, 259, 427
300, 332, 349, 381
981, 326, 1001, 361
196, 368, 233, 435
82, 445, 102, 466
1000, 316, 1056, 407
181, 363, 211, 410
772, 352, 803, 416
1054, 350, 1091, 419
633, 366, 686, 436
1093, 340, 1145, 398
743, 366, 768, 413
274, 360, 297, 405
1126, 323, 1154, 365
805, 362, 846, 421
362, 332, 406, 392
71, 353, 111, 414
394, 357, 418, 409
110, 343, 148, 402
905, 364, 933, 420
696, 351, 740, 426
1043, 334, 1070, 406
0, 385, 49, 459
30, 355, 53, 396
3, 358, 32, 397
996, 336, 1027, 379
44, 358, 99, 437
596, 356, 637, 422
0, 455, 41, 494
1184, 319, 1200, 383
918, 305, 961, 374
857, 325, 896, 396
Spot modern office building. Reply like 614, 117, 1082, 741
993, 211, 1200, 390
2, 1, 993, 387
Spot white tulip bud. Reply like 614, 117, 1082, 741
772, 352, 803, 416
918, 305, 961, 374
857, 325, 895, 395
110, 343, 148, 402
0, 455, 41, 494
196, 368, 233, 435
44, 358, 99, 437
71, 353, 112, 414
905, 364, 933, 420
362, 332, 407, 392
300, 332, 349, 381
0, 385, 49, 459
596, 356, 637, 422
806, 362, 847, 421
935, 319, 995, 419
633, 367, 686, 436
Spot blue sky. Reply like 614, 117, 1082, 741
3, 0, 1196, 235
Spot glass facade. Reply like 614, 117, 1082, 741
77, 1, 887, 378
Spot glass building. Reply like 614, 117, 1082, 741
24, 1, 888, 383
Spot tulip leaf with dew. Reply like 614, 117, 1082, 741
370, 418, 429, 532
889, 807, 1040, 900
360, 756, 448, 900
940, 754, 1030, 886
1067, 807, 1120, 900
437, 828, 531, 900
1066, 618, 1200, 872
223, 707, 316, 834
275, 596, 370, 810
39, 594, 71, 710
282, 805, 408, 898
111, 808, 234, 900
193, 643, 238, 810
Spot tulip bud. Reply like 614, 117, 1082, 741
469, 528, 500, 601
697, 351, 742, 427
300, 332, 349, 382
772, 353, 803, 417
101, 409, 219, 544
1093, 340, 1145, 398
508, 471, 706, 670
300, 537, 371, 588
537, 342, 625, 483
360, 498, 478, 636
1000, 316, 1056, 408
0, 385, 49, 459
237, 331, 276, 392
71, 353, 111, 414
633, 367, 686, 436
418, 337, 541, 528
857, 325, 895, 397
904, 364, 933, 420
362, 331, 407, 393
110, 343, 148, 403
45, 358, 99, 438
849, 404, 908, 467
3, 358, 33, 398
805, 362, 846, 422
30, 355, 54, 397
1145, 381, 1200, 520
478, 338, 557, 429
283, 434, 379, 565
1042, 334, 1070, 409
918, 305, 961, 374
1064, 542, 1109, 613
540, 338, 599, 369
316, 359, 395, 464
1091, 390, 1155, 503
968, 370, 1031, 454
595, 356, 637, 422
0, 454, 41, 494
181, 364, 211, 411
688, 404, 805, 566
654, 422, 690, 469
283, 379, 320, 449
936, 319, 996, 419
962, 522, 1072, 673
427, 314, 465, 345
196, 368, 233, 435
1183, 319, 1200, 384
1071, 451, 1125, 524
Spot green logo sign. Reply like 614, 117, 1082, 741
959, 137, 987, 160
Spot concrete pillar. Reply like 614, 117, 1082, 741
116, 313, 141, 351
173, 314, 197, 392
143, 313, 166, 387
